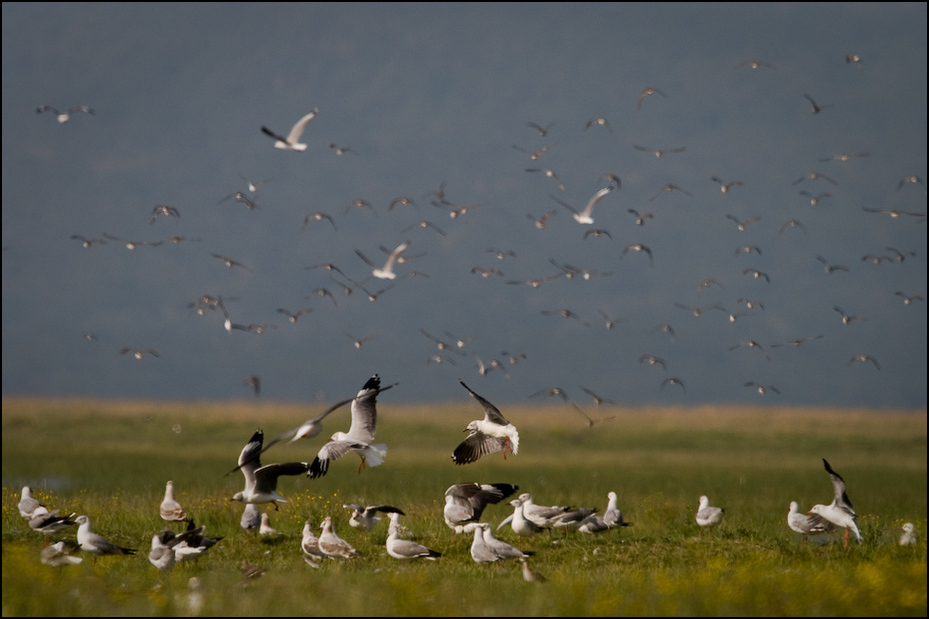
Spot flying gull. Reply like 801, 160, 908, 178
809, 458, 860, 547
261, 109, 318, 151
452, 380, 519, 464
229, 429, 310, 508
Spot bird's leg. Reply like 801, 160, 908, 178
273, 502, 280, 512
844, 529, 849, 548
357, 457, 367, 475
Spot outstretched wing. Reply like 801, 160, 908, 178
459, 379, 510, 426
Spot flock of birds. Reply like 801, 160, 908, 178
17, 372, 919, 580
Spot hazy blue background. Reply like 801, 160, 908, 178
2, 3, 926, 409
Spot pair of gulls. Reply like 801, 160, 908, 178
228, 374, 395, 508
498, 492, 632, 536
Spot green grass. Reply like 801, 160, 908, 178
2, 397, 926, 616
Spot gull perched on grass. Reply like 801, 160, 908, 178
356, 241, 410, 280
478, 522, 534, 561
308, 374, 390, 478
788, 501, 835, 544
452, 380, 519, 464
36, 105, 94, 123
75, 515, 137, 563
696, 496, 725, 535
810, 459, 860, 547
301, 519, 325, 567
261, 109, 318, 151
443, 482, 519, 532
19, 486, 44, 519
386, 512, 442, 560
29, 507, 77, 542
229, 430, 310, 509
318, 516, 358, 559
900, 523, 917, 546
160, 480, 189, 525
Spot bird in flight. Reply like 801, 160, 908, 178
261, 109, 318, 151
36, 105, 95, 123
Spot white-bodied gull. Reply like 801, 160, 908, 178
385, 512, 441, 560
301, 519, 325, 567
356, 241, 410, 280
261, 109, 318, 151
318, 516, 358, 558
230, 429, 310, 508
809, 458, 861, 547
344, 503, 405, 531
75, 515, 137, 563
696, 496, 725, 534
452, 380, 519, 464
787, 500, 835, 543
160, 480, 189, 524
18, 486, 44, 519
37, 105, 94, 123
900, 523, 917, 546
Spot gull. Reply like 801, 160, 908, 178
779, 219, 806, 234
217, 190, 258, 208
792, 172, 838, 186
743, 268, 770, 283
75, 515, 137, 562
308, 374, 390, 478
243, 375, 260, 396
239, 174, 271, 193
598, 310, 628, 330
896, 175, 925, 191
652, 323, 676, 340
211, 253, 251, 272
241, 504, 260, 532
579, 386, 616, 406
634, 144, 686, 158
712, 177, 743, 194
816, 255, 849, 274
160, 480, 189, 524
584, 116, 614, 135
886, 247, 917, 262
788, 501, 835, 544
628, 208, 655, 226
637, 86, 667, 109
467, 523, 502, 563
301, 519, 325, 566
386, 513, 441, 560
819, 152, 869, 163
526, 121, 555, 136
737, 298, 765, 311
661, 377, 686, 393
150, 204, 180, 224
726, 214, 760, 231
443, 482, 518, 532
555, 184, 615, 224
71, 234, 107, 248
900, 523, 917, 546
528, 209, 558, 229
159, 521, 220, 564
102, 233, 164, 250
259, 513, 280, 537
29, 507, 77, 541
343, 504, 405, 532
388, 196, 416, 210
845, 54, 863, 70
649, 183, 692, 202
472, 266, 503, 279
230, 429, 311, 508
41, 541, 83, 567
19, 486, 44, 519
514, 493, 570, 530
506, 498, 545, 536
120, 347, 160, 360
526, 168, 566, 191
318, 516, 358, 558
478, 523, 533, 561
895, 291, 924, 305
803, 94, 833, 114
639, 354, 667, 370
738, 60, 777, 70
149, 534, 177, 571
421, 329, 464, 355
810, 459, 860, 547
541, 308, 590, 327
356, 241, 410, 280
276, 307, 312, 323
800, 191, 832, 206
729, 340, 770, 361
696, 496, 724, 534
301, 212, 337, 231
744, 381, 780, 395
848, 354, 880, 370
621, 243, 653, 266
345, 198, 377, 216
583, 228, 612, 239
344, 332, 377, 349
553, 507, 598, 534
512, 144, 548, 160
329, 143, 355, 156
261, 108, 318, 150
603, 491, 633, 530
36, 105, 95, 123
834, 306, 867, 325
771, 335, 823, 348
520, 557, 547, 583
675, 302, 723, 318
453, 380, 519, 464
403, 219, 446, 237
735, 245, 762, 257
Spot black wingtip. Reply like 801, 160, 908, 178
307, 457, 328, 479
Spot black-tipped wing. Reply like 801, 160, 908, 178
823, 458, 854, 511
261, 126, 287, 142
226, 430, 264, 476
254, 462, 310, 492
459, 380, 510, 426
452, 432, 506, 465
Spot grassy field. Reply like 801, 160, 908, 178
2, 396, 926, 616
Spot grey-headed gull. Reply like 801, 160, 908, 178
900, 523, 917, 546
41, 541, 83, 567
37, 105, 94, 123
356, 241, 410, 280
308, 374, 390, 478
160, 480, 189, 524
553, 507, 598, 533
386, 512, 441, 560
301, 519, 325, 567
344, 504, 405, 531
75, 515, 137, 562
788, 501, 835, 543
510, 493, 569, 530
810, 459, 861, 547
261, 109, 318, 151
230, 430, 311, 508
466, 523, 500, 563
452, 380, 519, 464
696, 496, 725, 534
318, 516, 358, 558
480, 523, 533, 561
149, 534, 177, 571
579, 491, 633, 534
18, 486, 43, 519
506, 498, 545, 536
444, 482, 518, 532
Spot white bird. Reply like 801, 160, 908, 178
230, 429, 310, 508
318, 516, 358, 558
149, 534, 177, 571
356, 241, 410, 280
156, 522, 222, 562
553, 507, 598, 534
480, 523, 533, 560
261, 109, 318, 151
787, 501, 835, 543
29, 506, 77, 541
507, 498, 545, 536
385, 513, 442, 560
603, 491, 633, 530
75, 515, 136, 562
308, 374, 390, 478
240, 504, 260, 532
810, 459, 861, 547
696, 496, 725, 534
900, 523, 917, 546
343, 503, 405, 531
452, 380, 520, 464
466, 522, 501, 563
259, 513, 280, 537
18, 486, 43, 519
301, 519, 325, 567
512, 493, 570, 530
444, 482, 519, 532
160, 480, 189, 524
40, 541, 82, 567
36, 105, 94, 123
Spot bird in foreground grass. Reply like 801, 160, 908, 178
810, 459, 860, 547
452, 380, 519, 464
385, 512, 441, 560
160, 480, 189, 525
261, 109, 318, 151
318, 516, 358, 558
788, 501, 835, 544
696, 495, 724, 535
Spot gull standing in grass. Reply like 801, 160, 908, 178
788, 501, 835, 544
308, 374, 390, 478
301, 520, 325, 567
452, 380, 519, 464
230, 430, 310, 509
318, 516, 358, 559
385, 512, 442, 560
696, 496, 725, 535
18, 486, 44, 519
29, 507, 77, 542
356, 241, 410, 280
810, 459, 861, 547
75, 515, 137, 563
466, 523, 501, 563
149, 534, 177, 571
444, 482, 519, 532
261, 109, 318, 151
900, 523, 917, 546
480, 523, 534, 561
344, 504, 405, 531
259, 513, 281, 538
160, 481, 189, 525
506, 498, 545, 536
